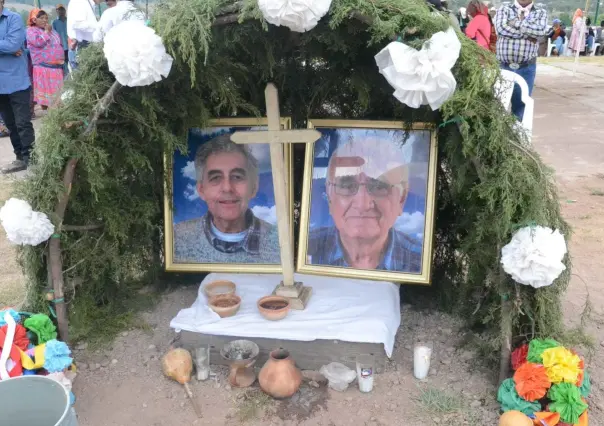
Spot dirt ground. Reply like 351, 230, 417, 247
1, 59, 604, 425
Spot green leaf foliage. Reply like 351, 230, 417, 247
16, 0, 572, 348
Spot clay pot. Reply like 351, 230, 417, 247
258, 349, 302, 398
208, 294, 241, 318
204, 280, 236, 298
257, 296, 290, 321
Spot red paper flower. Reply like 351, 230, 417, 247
511, 344, 529, 370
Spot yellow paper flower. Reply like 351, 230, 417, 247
542, 347, 582, 384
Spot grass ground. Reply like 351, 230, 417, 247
0, 177, 26, 309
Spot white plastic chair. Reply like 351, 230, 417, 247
493, 69, 534, 143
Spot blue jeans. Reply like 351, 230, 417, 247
500, 62, 537, 121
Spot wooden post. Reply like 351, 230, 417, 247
230, 84, 321, 309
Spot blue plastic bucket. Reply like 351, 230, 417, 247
0, 375, 78, 426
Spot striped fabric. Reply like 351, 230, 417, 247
494, 4, 547, 64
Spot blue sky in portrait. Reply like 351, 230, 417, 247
172, 127, 277, 225
308, 128, 431, 241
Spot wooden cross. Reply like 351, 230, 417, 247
230, 83, 321, 309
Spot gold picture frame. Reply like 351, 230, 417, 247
164, 117, 293, 273
296, 119, 438, 284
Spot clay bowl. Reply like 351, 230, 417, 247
209, 294, 241, 318
204, 280, 237, 298
257, 296, 290, 321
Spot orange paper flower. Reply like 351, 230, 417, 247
514, 362, 552, 401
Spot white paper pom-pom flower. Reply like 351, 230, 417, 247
374, 27, 461, 110
60, 89, 74, 102
0, 198, 55, 246
501, 226, 567, 289
103, 21, 173, 87
258, 0, 332, 33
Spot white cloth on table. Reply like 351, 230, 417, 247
170, 273, 401, 357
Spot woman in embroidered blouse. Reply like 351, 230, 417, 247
26, 9, 65, 109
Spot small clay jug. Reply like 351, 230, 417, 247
258, 349, 302, 398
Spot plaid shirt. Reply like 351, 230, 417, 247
494, 4, 547, 64
307, 227, 422, 273
203, 209, 265, 254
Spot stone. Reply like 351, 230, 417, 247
600, 341, 604, 347
433, 417, 441, 424
148, 344, 156, 351
440, 359, 451, 365
470, 400, 482, 408
180, 402, 186, 408
122, 331, 129, 337
442, 328, 452, 335
389, 403, 397, 411
95, 363, 101, 370
345, 397, 353, 402
142, 403, 148, 408
301, 370, 327, 384
214, 382, 221, 389
78, 362, 88, 370
101, 360, 110, 368
309, 381, 320, 388
76, 342, 88, 351
225, 383, 232, 391
111, 359, 118, 365
130, 368, 137, 374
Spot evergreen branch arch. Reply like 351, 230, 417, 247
15, 0, 575, 361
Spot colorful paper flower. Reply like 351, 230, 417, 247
513, 362, 551, 401
44, 339, 73, 373
578, 370, 591, 398
548, 383, 588, 425
527, 338, 560, 363
542, 347, 582, 384
497, 378, 541, 415
511, 344, 529, 370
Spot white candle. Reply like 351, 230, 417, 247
413, 345, 432, 380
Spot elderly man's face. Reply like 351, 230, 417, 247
328, 171, 407, 242
197, 151, 257, 229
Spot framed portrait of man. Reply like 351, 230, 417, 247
297, 120, 438, 284
164, 118, 292, 272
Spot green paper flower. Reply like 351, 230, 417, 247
24, 313, 57, 344
580, 370, 591, 398
527, 338, 560, 363
548, 382, 588, 424
497, 378, 541, 415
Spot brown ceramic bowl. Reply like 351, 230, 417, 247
209, 294, 241, 318
257, 296, 290, 321
204, 280, 237, 298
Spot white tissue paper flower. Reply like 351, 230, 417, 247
374, 27, 461, 110
258, 0, 332, 33
501, 226, 567, 289
0, 198, 55, 246
103, 21, 173, 87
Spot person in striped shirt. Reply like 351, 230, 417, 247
494, 0, 547, 120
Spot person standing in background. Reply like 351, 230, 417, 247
0, 0, 35, 172
494, 0, 547, 120
26, 9, 65, 110
465, 0, 492, 51
458, 7, 470, 33
52, 4, 69, 77
67, 0, 102, 69
596, 21, 604, 55
568, 9, 585, 55
94, 0, 144, 41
